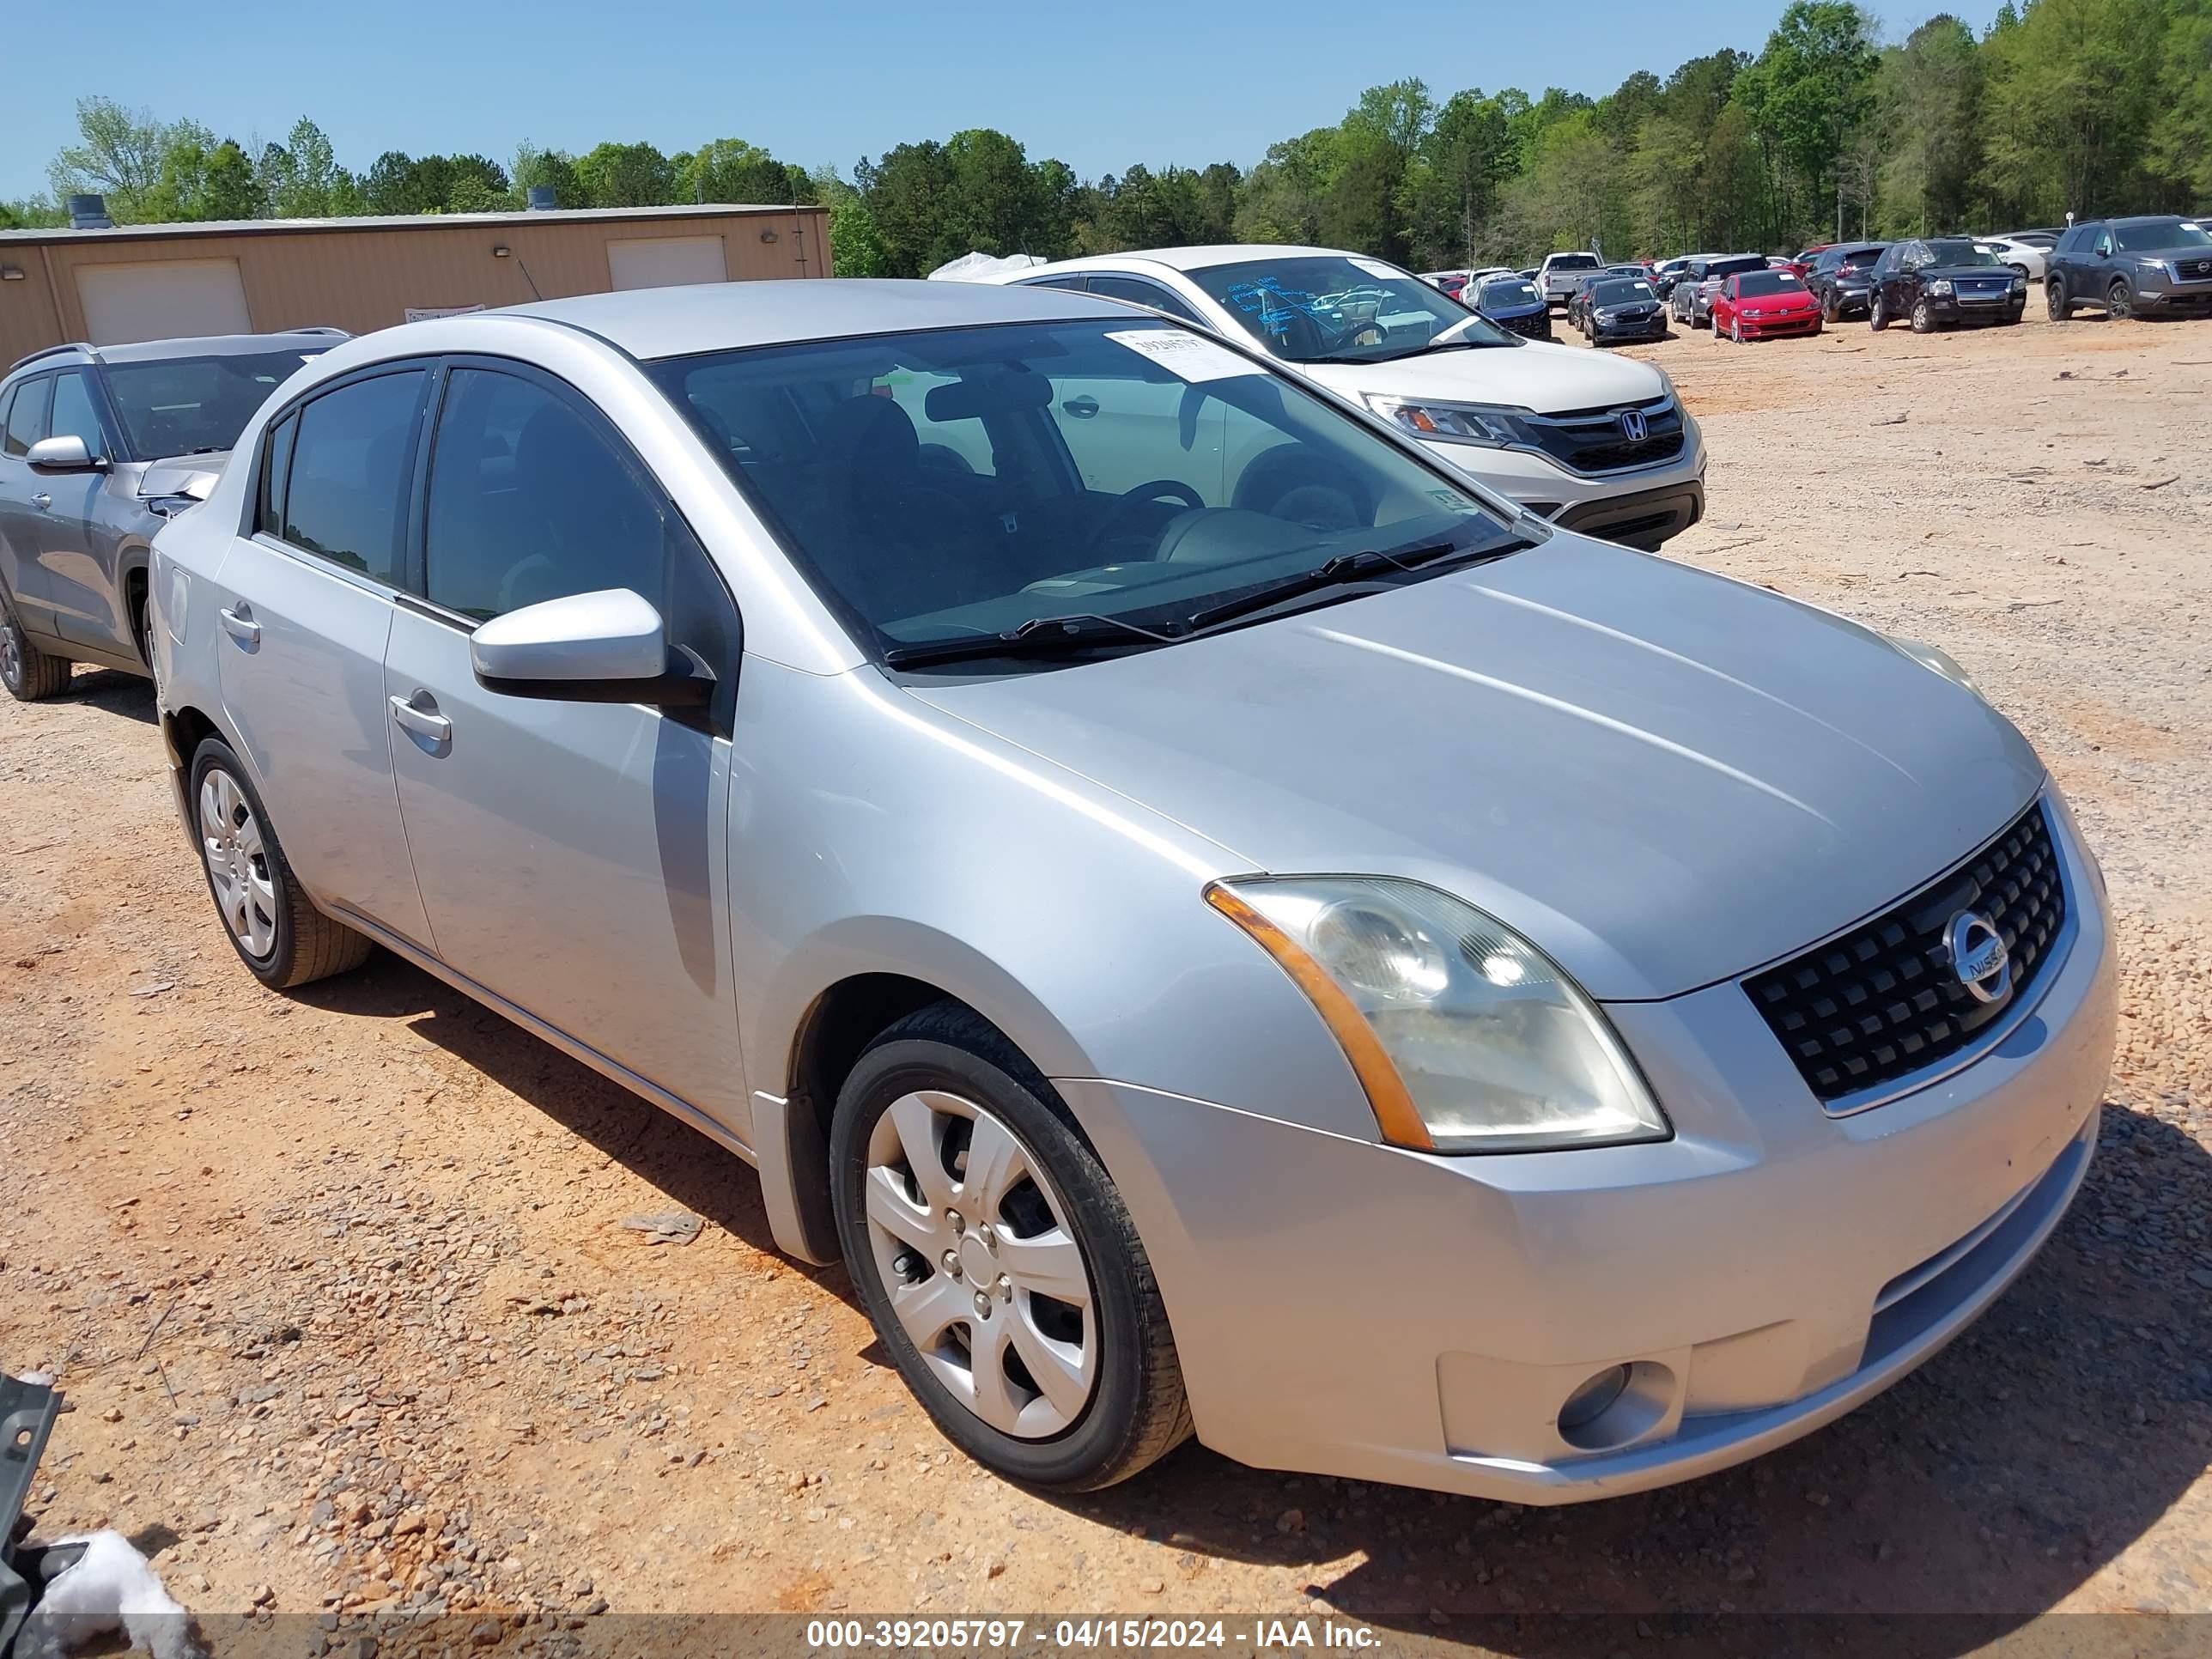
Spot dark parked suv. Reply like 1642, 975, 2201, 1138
2046, 216, 2212, 320
0, 330, 339, 702
1868, 238, 2026, 332
1804, 243, 1890, 320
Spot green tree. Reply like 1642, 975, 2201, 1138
257, 118, 361, 218
1740, 2, 1881, 242
47, 98, 173, 220
2148, 0, 2212, 201
855, 141, 957, 275
575, 142, 675, 208
676, 138, 803, 205
1877, 16, 1984, 236
1979, 0, 2168, 219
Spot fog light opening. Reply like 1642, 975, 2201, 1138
1559, 1365, 1630, 1432
1556, 1360, 1677, 1453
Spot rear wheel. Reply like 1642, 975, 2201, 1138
0, 589, 70, 702
1820, 292, 1839, 324
1869, 291, 1889, 331
189, 738, 374, 988
831, 1004, 1192, 1491
2107, 279, 2135, 320
2047, 278, 2072, 321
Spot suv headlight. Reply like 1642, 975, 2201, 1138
1926, 278, 1954, 295
2011, 275, 2027, 292
1362, 393, 1533, 450
1206, 877, 1669, 1154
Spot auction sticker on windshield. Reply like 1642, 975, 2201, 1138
1107, 330, 1264, 382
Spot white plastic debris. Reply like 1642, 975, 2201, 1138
15, 1529, 204, 1659
927, 251, 1044, 282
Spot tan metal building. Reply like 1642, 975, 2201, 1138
0, 202, 832, 364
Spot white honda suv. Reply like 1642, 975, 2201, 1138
992, 246, 1706, 549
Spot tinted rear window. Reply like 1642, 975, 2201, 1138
1710, 256, 1768, 277
1547, 254, 1600, 270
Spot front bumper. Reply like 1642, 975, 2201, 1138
1733, 311, 1822, 338
1553, 479, 1703, 549
1065, 796, 2116, 1504
1929, 292, 2027, 325
2139, 279, 2212, 313
1416, 415, 1708, 548
1591, 315, 1668, 343
1486, 309, 1553, 340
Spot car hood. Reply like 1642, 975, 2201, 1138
137, 453, 228, 501
1298, 343, 1663, 416
905, 536, 2044, 1001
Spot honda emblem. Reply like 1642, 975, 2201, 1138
1618, 409, 1650, 443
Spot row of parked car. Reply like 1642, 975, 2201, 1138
0, 259, 2118, 1513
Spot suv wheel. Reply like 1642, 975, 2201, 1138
189, 737, 374, 988
1869, 292, 1889, 331
0, 589, 70, 702
830, 1003, 1192, 1491
2107, 278, 2135, 320
1911, 297, 1937, 334
2047, 278, 2071, 322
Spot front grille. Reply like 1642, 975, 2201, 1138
2179, 258, 2212, 281
1745, 799, 2068, 1103
1495, 312, 1551, 339
1523, 398, 1685, 475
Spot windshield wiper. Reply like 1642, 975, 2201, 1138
880, 611, 1182, 671
1181, 538, 1516, 631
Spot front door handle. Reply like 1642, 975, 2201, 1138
389, 692, 453, 745
218, 605, 260, 646
1060, 396, 1100, 419
29, 493, 51, 512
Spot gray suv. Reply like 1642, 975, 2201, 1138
2046, 215, 2212, 320
0, 331, 342, 702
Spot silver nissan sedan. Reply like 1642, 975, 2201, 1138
149, 280, 2117, 1502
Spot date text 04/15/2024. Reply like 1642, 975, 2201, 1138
805, 1618, 1383, 1650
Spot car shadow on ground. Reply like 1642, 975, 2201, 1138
296, 953, 2206, 1650
57, 665, 155, 725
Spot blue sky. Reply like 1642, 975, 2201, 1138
6, 0, 2008, 203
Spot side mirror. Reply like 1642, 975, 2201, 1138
469, 587, 712, 708
27, 434, 106, 473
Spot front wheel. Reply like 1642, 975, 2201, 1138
1731, 316, 1746, 343
189, 738, 374, 988
1911, 297, 1936, 334
2107, 279, 2135, 320
1869, 292, 1889, 331
831, 1005, 1192, 1491
0, 590, 72, 702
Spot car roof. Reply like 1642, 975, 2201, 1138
5, 328, 345, 379
496, 277, 1140, 360
1016, 245, 1385, 279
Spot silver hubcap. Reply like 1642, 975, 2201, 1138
198, 769, 278, 958
0, 615, 21, 688
862, 1090, 1097, 1438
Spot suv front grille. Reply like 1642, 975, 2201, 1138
1523, 398, 1685, 475
1745, 799, 2068, 1104
2178, 258, 2212, 282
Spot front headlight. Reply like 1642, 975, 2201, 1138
1206, 877, 1669, 1154
1887, 633, 1986, 701
1595, 308, 1620, 322
1362, 393, 1532, 450
1926, 278, 1954, 296
2011, 275, 2028, 292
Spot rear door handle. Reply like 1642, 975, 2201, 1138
29, 493, 51, 512
389, 692, 453, 744
218, 605, 260, 646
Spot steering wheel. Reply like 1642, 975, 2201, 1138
1085, 479, 1207, 558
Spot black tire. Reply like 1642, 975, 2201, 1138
2047, 278, 2071, 322
188, 737, 374, 989
0, 587, 72, 702
1820, 292, 1839, 324
1869, 292, 1889, 331
2107, 279, 2134, 321
1911, 297, 1937, 334
830, 1002, 1192, 1491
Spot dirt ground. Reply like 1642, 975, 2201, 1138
3, 307, 2209, 1656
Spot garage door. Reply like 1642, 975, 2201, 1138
76, 259, 253, 344
605, 236, 728, 291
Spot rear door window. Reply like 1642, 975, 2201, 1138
278, 369, 428, 585
1086, 275, 1204, 325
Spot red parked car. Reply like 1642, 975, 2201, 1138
1711, 270, 1825, 341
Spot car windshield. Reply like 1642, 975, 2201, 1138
2114, 218, 2212, 252
1735, 272, 1805, 297
1476, 277, 1543, 310
100, 349, 325, 459
1184, 255, 1515, 365
1927, 240, 2002, 268
648, 319, 1525, 669
1589, 279, 1656, 304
